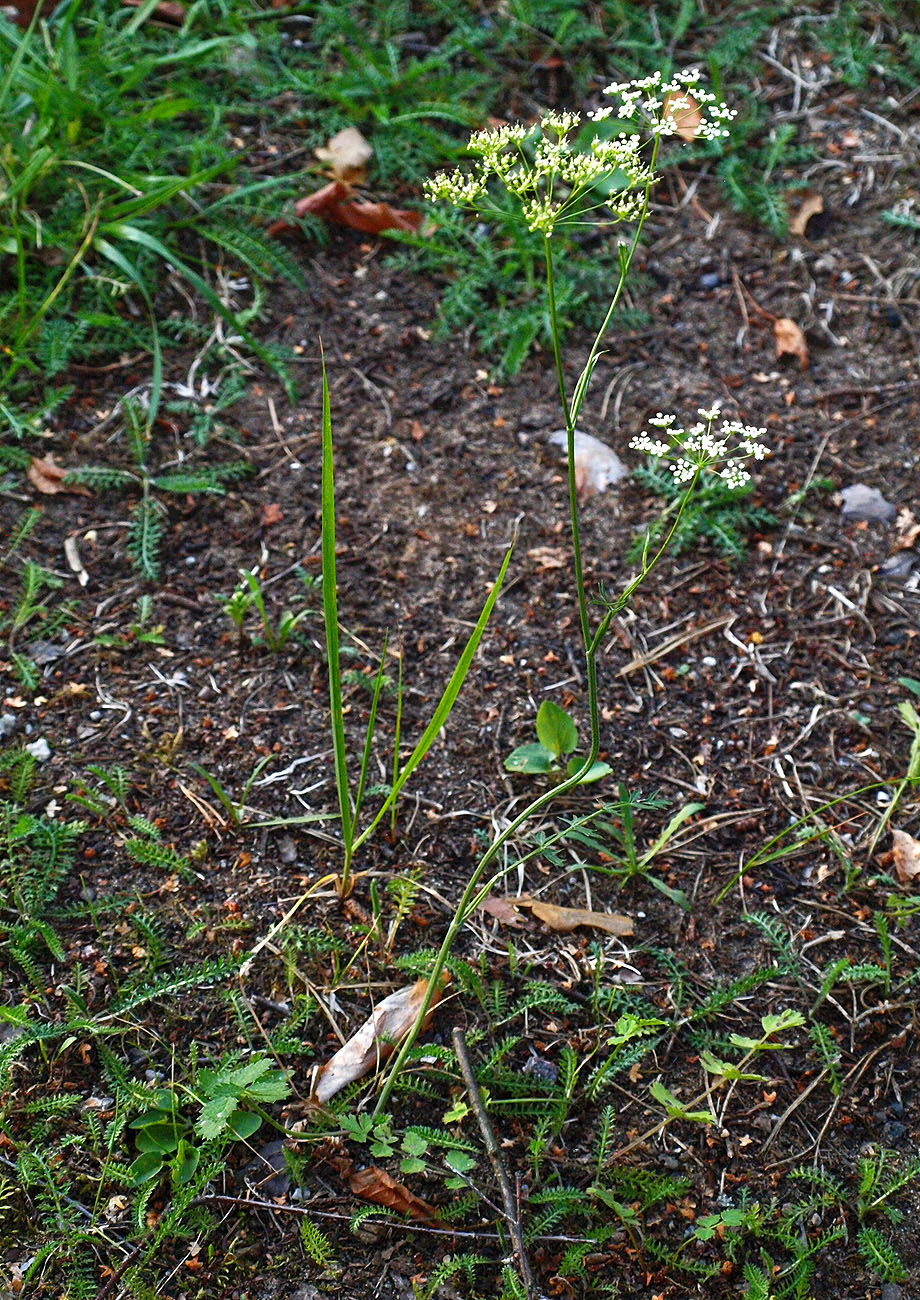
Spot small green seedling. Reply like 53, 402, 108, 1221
127, 1055, 289, 1187
220, 568, 315, 652
504, 700, 612, 784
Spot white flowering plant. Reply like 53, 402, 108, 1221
376, 75, 768, 1137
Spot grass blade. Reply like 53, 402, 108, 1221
320, 352, 352, 850
354, 539, 513, 851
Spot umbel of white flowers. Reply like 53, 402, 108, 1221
629, 407, 769, 489
424, 69, 736, 235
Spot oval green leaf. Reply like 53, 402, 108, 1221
536, 700, 578, 757
504, 743, 553, 774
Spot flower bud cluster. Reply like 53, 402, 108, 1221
425, 112, 650, 235
424, 71, 734, 236
629, 407, 769, 489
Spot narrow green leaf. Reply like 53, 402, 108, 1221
320, 351, 352, 849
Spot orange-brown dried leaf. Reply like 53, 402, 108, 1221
789, 190, 824, 237
27, 455, 91, 497
290, 181, 422, 235
774, 317, 809, 370
121, 0, 186, 23
477, 896, 524, 926
313, 975, 448, 1103
519, 898, 634, 937
293, 180, 352, 219
891, 828, 920, 883
347, 1166, 435, 1221
893, 507, 920, 551
315, 127, 374, 185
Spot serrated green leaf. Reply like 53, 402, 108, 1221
399, 1157, 426, 1175
195, 1093, 239, 1139
401, 1130, 428, 1156
445, 1150, 476, 1174
536, 699, 578, 757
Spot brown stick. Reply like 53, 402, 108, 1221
451, 1027, 534, 1297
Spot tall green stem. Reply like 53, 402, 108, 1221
375, 133, 690, 1113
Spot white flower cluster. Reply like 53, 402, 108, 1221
629, 406, 769, 489
424, 71, 734, 236
425, 110, 651, 236
599, 68, 736, 140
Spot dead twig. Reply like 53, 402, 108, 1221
452, 1027, 535, 1298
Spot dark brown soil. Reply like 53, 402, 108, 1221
2, 35, 920, 1300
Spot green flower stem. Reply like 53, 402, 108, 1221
569, 134, 661, 428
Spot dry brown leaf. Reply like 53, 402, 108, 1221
347, 1166, 435, 1221
517, 898, 634, 937
774, 317, 809, 370
477, 896, 524, 926
261, 502, 283, 527
315, 127, 374, 184
789, 190, 824, 237
313, 975, 447, 1103
891, 829, 920, 883
27, 455, 91, 497
121, 0, 186, 23
285, 180, 422, 236
663, 90, 702, 141
893, 507, 920, 551
527, 546, 568, 572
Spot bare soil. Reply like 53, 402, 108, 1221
3, 29, 920, 1300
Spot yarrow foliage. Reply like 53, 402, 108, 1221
424, 70, 734, 236
629, 406, 769, 489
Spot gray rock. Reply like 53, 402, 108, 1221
0, 714, 17, 740
25, 737, 51, 762
840, 483, 897, 522
879, 552, 916, 578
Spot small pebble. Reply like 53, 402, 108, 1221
698, 271, 721, 290
25, 737, 51, 762
0, 714, 17, 740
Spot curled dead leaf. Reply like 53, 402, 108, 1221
279, 180, 422, 237
121, 0, 186, 22
774, 317, 808, 370
527, 546, 568, 572
514, 897, 634, 937
312, 975, 448, 1103
477, 896, 524, 926
27, 455, 91, 497
347, 1165, 435, 1221
893, 507, 920, 551
663, 90, 702, 141
315, 127, 374, 185
789, 189, 824, 238
891, 828, 920, 883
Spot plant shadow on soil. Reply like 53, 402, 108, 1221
2, 25, 920, 1300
